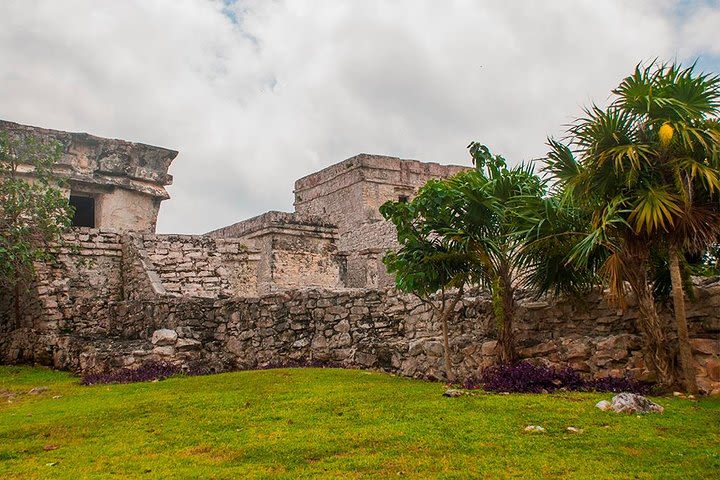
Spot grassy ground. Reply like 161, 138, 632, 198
0, 366, 718, 479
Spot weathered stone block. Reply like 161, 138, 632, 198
176, 338, 202, 351
151, 329, 178, 346
354, 351, 376, 367
334, 320, 350, 333
152, 346, 175, 356
423, 341, 444, 357
480, 340, 498, 356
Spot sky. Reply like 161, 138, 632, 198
1, 0, 719, 234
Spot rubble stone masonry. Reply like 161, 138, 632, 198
1, 229, 718, 393
0, 123, 718, 394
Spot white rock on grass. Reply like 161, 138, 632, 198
523, 425, 546, 433
595, 400, 612, 411
611, 393, 664, 414
596, 393, 664, 414
442, 389, 463, 398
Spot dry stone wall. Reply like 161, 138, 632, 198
0, 228, 261, 363
141, 234, 259, 298
4, 274, 718, 393
207, 211, 342, 292
293, 154, 468, 287
19, 228, 123, 332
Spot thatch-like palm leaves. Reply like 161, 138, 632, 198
546, 62, 720, 391
382, 144, 592, 377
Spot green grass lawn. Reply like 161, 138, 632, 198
0, 366, 718, 479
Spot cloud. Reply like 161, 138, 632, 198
0, 0, 717, 233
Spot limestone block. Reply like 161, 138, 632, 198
334, 319, 350, 333
518, 341, 557, 357
608, 393, 664, 414
705, 358, 720, 381
292, 338, 310, 348
569, 361, 591, 372
354, 351, 376, 367
311, 336, 327, 349
480, 340, 498, 356
329, 333, 352, 348
226, 337, 244, 356
176, 338, 202, 351
423, 341, 444, 357
563, 340, 590, 359
152, 346, 175, 356
151, 329, 178, 346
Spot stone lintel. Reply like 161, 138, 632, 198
206, 211, 338, 239
0, 119, 177, 200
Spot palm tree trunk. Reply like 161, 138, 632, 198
498, 274, 516, 364
668, 245, 699, 394
624, 256, 677, 388
633, 285, 676, 388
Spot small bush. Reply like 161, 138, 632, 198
474, 362, 650, 394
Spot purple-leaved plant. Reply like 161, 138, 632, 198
472, 361, 650, 394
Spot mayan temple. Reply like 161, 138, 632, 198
1, 120, 718, 394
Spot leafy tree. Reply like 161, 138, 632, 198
546, 62, 720, 392
0, 131, 73, 316
461, 145, 596, 363
380, 179, 480, 382
382, 144, 592, 377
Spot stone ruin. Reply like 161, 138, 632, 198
1, 120, 719, 394
0, 120, 177, 233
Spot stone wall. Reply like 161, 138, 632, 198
207, 211, 343, 292
293, 154, 468, 287
141, 234, 259, 298
0, 120, 177, 233
21, 228, 123, 331
4, 275, 718, 394
0, 229, 260, 341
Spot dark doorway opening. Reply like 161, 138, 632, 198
69, 195, 95, 228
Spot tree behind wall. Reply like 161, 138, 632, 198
381, 179, 481, 382
0, 132, 73, 322
381, 144, 592, 377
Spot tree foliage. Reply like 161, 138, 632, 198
382, 144, 591, 374
546, 61, 720, 391
0, 131, 73, 291
381, 176, 480, 381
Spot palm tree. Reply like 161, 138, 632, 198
384, 143, 609, 375
444, 144, 594, 364
546, 62, 720, 391
453, 144, 544, 364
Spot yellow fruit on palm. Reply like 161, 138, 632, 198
659, 123, 674, 146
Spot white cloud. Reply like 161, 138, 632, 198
0, 0, 717, 233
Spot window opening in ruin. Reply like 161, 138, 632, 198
398, 195, 409, 203
69, 195, 95, 228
